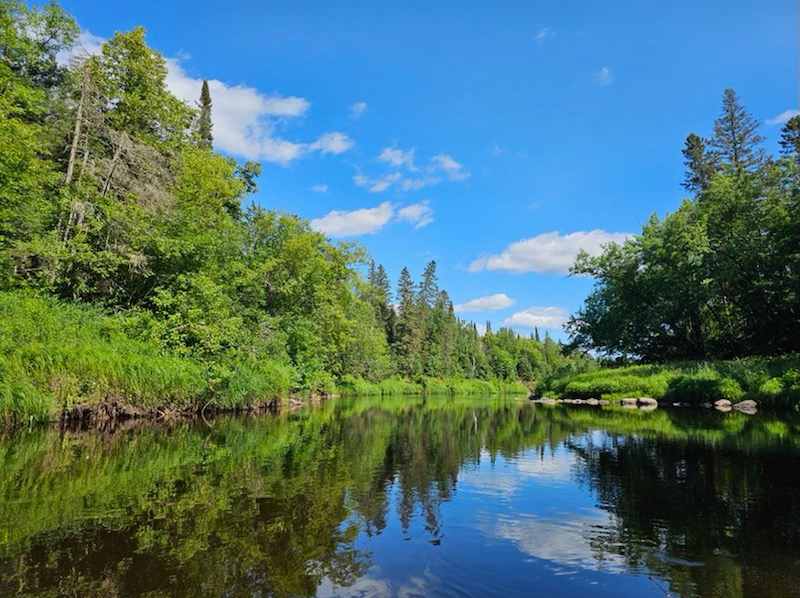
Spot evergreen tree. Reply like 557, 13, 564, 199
418, 260, 438, 308
197, 79, 213, 148
394, 267, 422, 375
779, 115, 800, 159
681, 133, 716, 192
708, 88, 764, 172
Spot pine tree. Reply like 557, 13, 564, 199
681, 133, 717, 192
394, 267, 421, 375
779, 115, 800, 159
197, 79, 213, 148
418, 260, 438, 308
708, 88, 764, 172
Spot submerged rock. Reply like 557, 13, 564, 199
733, 400, 758, 414
620, 398, 638, 407
638, 397, 658, 406
639, 403, 658, 411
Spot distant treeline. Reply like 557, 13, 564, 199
569, 90, 800, 361
0, 1, 586, 418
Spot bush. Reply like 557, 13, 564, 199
378, 377, 422, 395
337, 375, 381, 396
665, 372, 743, 404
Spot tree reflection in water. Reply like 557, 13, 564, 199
1, 398, 800, 597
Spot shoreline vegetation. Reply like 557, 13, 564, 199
0, 291, 528, 425
538, 356, 800, 411
2, 3, 800, 428
0, 3, 579, 426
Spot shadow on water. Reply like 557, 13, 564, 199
2, 397, 800, 597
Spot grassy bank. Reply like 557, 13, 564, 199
0, 292, 529, 425
335, 375, 528, 397
540, 356, 800, 408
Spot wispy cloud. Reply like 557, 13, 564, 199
504, 306, 569, 329
311, 200, 435, 237
378, 147, 417, 170
350, 101, 368, 119
310, 202, 394, 237
766, 109, 800, 126
469, 230, 632, 274
309, 132, 354, 155
397, 201, 434, 229
534, 27, 555, 45
431, 153, 470, 181
454, 293, 514, 313
311, 184, 328, 193
593, 66, 613, 86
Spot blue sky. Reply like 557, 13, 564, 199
61, 0, 796, 338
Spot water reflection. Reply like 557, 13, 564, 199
1, 398, 800, 597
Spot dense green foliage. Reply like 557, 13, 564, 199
0, 2, 589, 420
540, 354, 800, 406
568, 89, 800, 361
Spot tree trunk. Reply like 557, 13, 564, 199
65, 67, 88, 185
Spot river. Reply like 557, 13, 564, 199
1, 397, 799, 597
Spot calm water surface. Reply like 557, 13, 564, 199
2, 397, 800, 597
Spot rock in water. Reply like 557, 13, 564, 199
733, 400, 758, 414
638, 397, 658, 406
714, 399, 732, 408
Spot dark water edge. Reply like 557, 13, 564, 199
2, 397, 800, 597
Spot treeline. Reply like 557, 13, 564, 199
363, 260, 579, 384
569, 89, 800, 361
0, 1, 582, 413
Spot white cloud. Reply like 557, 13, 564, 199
309, 131, 354, 155
454, 293, 514, 313
261, 96, 310, 117
354, 172, 402, 193
397, 201, 434, 229
468, 230, 631, 274
503, 306, 569, 330
57, 30, 105, 64
593, 66, 613, 86
60, 31, 353, 166
350, 101, 368, 119
766, 109, 800, 126
310, 202, 394, 237
431, 153, 470, 180
534, 27, 555, 45
378, 147, 416, 170
311, 184, 328, 193
399, 176, 440, 191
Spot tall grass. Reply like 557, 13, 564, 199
0, 292, 292, 423
540, 355, 800, 408
337, 375, 528, 398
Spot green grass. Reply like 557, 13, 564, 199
336, 376, 528, 398
0, 292, 292, 424
540, 355, 800, 408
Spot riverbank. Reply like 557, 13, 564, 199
539, 356, 800, 408
0, 292, 528, 425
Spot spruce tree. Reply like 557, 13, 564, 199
708, 88, 764, 172
681, 133, 716, 192
779, 115, 800, 159
418, 260, 439, 308
197, 79, 213, 148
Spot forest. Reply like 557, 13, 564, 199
568, 89, 800, 362
0, 2, 586, 423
